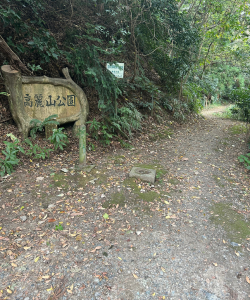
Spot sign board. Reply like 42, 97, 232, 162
22, 83, 81, 120
107, 63, 124, 78
1, 65, 89, 138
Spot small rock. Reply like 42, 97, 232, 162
48, 204, 55, 209
61, 168, 69, 173
101, 194, 106, 198
94, 278, 100, 284
136, 231, 142, 235
36, 176, 44, 182
57, 193, 64, 197
24, 297, 30, 300
89, 178, 98, 184
231, 242, 241, 247
20, 216, 27, 222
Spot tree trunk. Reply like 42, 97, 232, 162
0, 35, 32, 75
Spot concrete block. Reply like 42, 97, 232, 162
129, 167, 156, 183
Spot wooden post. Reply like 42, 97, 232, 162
1, 65, 30, 137
79, 122, 86, 166
45, 123, 57, 139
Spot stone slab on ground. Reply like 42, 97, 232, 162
129, 166, 156, 183
74, 164, 95, 173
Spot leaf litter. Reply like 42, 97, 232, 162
0, 111, 250, 298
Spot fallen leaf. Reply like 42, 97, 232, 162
90, 246, 102, 253
34, 256, 40, 262
11, 263, 17, 267
71, 212, 84, 216
47, 286, 53, 292
246, 276, 250, 284
133, 273, 138, 279
6, 288, 12, 294
48, 218, 56, 223
235, 251, 240, 257
161, 267, 165, 272
103, 213, 109, 220
213, 263, 217, 267
42, 275, 50, 279
118, 257, 122, 260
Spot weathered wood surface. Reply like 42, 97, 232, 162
0, 35, 32, 75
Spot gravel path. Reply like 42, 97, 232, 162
0, 108, 250, 300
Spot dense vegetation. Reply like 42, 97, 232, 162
0, 0, 250, 135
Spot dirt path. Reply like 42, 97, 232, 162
202, 104, 231, 118
0, 109, 250, 300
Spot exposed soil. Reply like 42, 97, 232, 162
0, 106, 250, 300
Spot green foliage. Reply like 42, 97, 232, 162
103, 213, 109, 220
229, 88, 250, 122
0, 116, 68, 177
134, 0, 200, 89
87, 103, 142, 145
48, 128, 68, 150
112, 103, 142, 137
1, 0, 62, 67
182, 82, 203, 113
65, 31, 122, 115
0, 140, 23, 176
87, 118, 114, 146
238, 153, 250, 170
30, 115, 59, 139
24, 138, 52, 159
27, 63, 43, 72
55, 224, 64, 231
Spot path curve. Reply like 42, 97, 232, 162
0, 113, 250, 300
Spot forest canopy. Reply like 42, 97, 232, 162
0, 0, 250, 125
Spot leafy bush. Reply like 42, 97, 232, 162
238, 153, 250, 170
0, 140, 24, 176
65, 34, 122, 115
48, 128, 68, 150
1, 0, 62, 68
111, 103, 142, 137
87, 118, 114, 146
25, 138, 52, 159
0, 115, 69, 177
229, 88, 250, 122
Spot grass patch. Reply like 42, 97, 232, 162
102, 192, 126, 208
229, 124, 248, 135
148, 128, 173, 141
52, 173, 69, 189
212, 175, 225, 188
210, 202, 250, 243
134, 163, 168, 181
